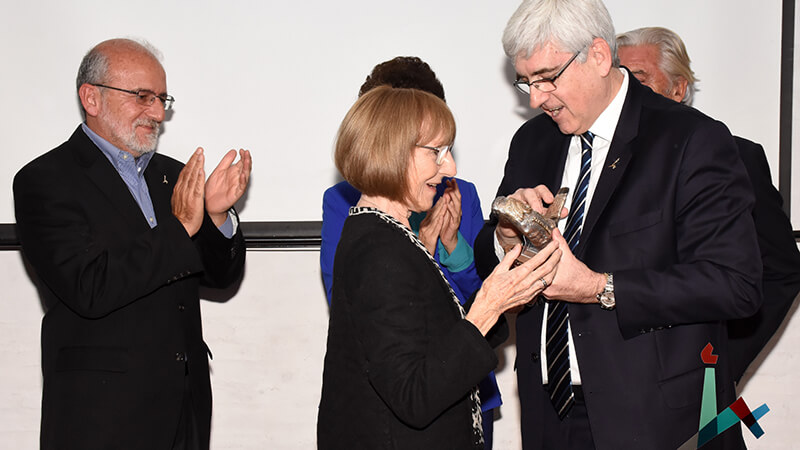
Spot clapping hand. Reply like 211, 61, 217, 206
438, 179, 462, 253
172, 147, 206, 237
205, 149, 253, 227
418, 179, 463, 255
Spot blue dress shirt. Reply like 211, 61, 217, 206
81, 123, 234, 237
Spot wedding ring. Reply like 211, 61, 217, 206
540, 277, 548, 289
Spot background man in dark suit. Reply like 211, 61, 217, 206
474, 0, 762, 448
617, 26, 800, 383
13, 38, 251, 450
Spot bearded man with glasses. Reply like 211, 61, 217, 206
473, 0, 761, 449
14, 38, 251, 450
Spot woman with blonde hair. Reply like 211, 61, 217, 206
317, 86, 561, 449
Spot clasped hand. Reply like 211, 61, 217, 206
418, 179, 462, 255
171, 147, 253, 237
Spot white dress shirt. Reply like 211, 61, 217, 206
494, 68, 629, 385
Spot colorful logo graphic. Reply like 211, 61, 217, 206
677, 343, 770, 449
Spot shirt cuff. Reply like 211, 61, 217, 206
437, 231, 474, 273
492, 231, 507, 262
217, 210, 238, 238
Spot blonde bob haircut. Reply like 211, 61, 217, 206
335, 85, 456, 204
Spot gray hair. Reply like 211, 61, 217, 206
502, 0, 618, 66
76, 38, 162, 92
76, 49, 108, 92
617, 27, 697, 105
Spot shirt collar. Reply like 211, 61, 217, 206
585, 68, 629, 142
81, 122, 154, 172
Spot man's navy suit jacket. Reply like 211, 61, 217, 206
475, 74, 762, 450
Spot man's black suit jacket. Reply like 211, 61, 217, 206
474, 74, 762, 450
13, 126, 246, 450
727, 137, 800, 381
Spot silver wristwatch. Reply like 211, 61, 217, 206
597, 272, 615, 310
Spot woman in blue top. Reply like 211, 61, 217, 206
319, 57, 500, 446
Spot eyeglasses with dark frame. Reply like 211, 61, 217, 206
92, 83, 175, 111
416, 144, 452, 165
513, 50, 582, 95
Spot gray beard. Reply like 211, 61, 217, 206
123, 119, 160, 154
100, 97, 161, 154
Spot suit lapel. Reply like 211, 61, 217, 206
547, 136, 571, 194
577, 76, 641, 255
539, 120, 571, 193
70, 127, 151, 232
143, 155, 175, 224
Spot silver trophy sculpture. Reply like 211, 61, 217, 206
491, 187, 569, 266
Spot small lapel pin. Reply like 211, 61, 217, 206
608, 158, 620, 170
162, 175, 168, 184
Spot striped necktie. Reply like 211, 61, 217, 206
546, 131, 593, 419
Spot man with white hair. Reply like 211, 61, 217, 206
474, 1, 761, 448
617, 26, 697, 105
618, 26, 800, 384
